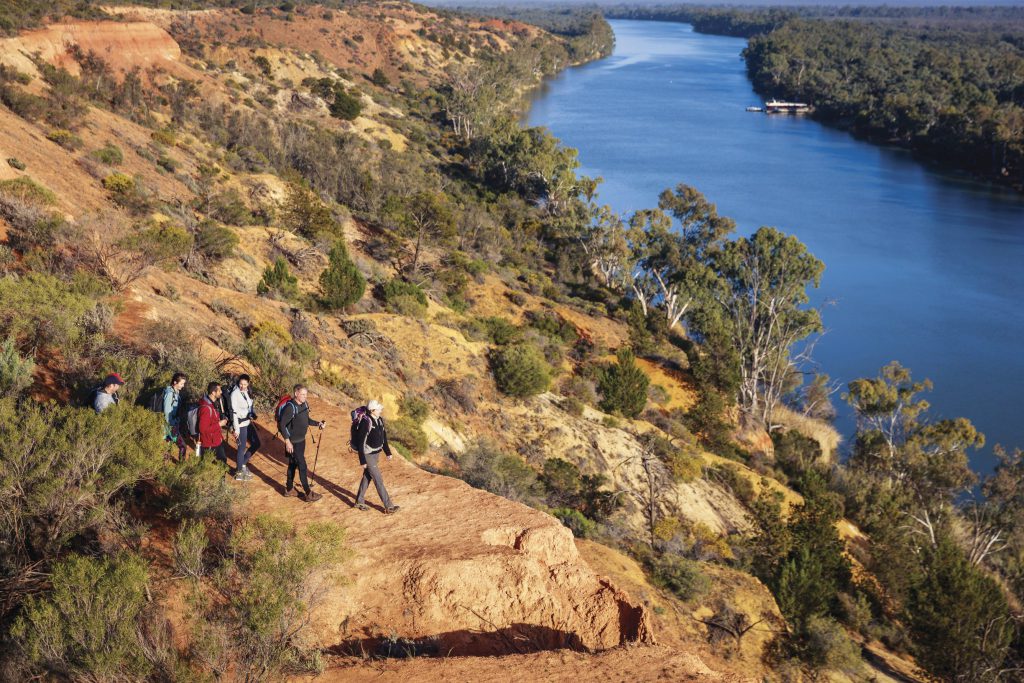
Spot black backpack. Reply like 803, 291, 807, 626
222, 383, 237, 428
349, 407, 370, 453
148, 387, 166, 414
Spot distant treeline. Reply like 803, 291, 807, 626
602, 5, 794, 38
448, 5, 615, 60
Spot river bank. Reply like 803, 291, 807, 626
526, 19, 1024, 473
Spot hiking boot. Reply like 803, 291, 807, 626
355, 503, 368, 511
242, 466, 254, 481
234, 469, 246, 481
305, 491, 323, 503
283, 488, 298, 498
385, 505, 401, 515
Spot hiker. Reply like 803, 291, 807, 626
353, 399, 399, 514
162, 372, 187, 460
278, 384, 325, 503
198, 381, 229, 465
230, 374, 260, 481
92, 373, 124, 413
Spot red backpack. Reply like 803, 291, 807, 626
274, 394, 292, 422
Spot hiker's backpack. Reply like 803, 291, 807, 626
222, 382, 238, 427
185, 403, 200, 438
148, 387, 165, 414
274, 394, 292, 422
349, 406, 371, 453
84, 386, 102, 408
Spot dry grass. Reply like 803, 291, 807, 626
771, 404, 841, 462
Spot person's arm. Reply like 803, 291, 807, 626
230, 390, 244, 434
163, 388, 175, 425
382, 421, 392, 458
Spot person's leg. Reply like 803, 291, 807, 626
355, 465, 371, 505
293, 440, 311, 495
247, 426, 261, 458
215, 443, 227, 465
286, 445, 297, 491
363, 452, 393, 508
236, 425, 249, 470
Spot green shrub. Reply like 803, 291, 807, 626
458, 440, 541, 503
0, 336, 35, 396
329, 85, 362, 120
802, 615, 863, 675
12, 553, 150, 680
90, 143, 123, 165
597, 347, 649, 418
6, 157, 25, 170
0, 273, 98, 361
0, 176, 57, 205
480, 316, 522, 345
491, 342, 551, 398
318, 243, 364, 310
542, 457, 581, 505
381, 277, 427, 317
257, 257, 299, 301
526, 309, 578, 344
208, 188, 252, 226
194, 515, 347, 681
151, 128, 176, 146
280, 183, 342, 240
242, 323, 305, 404
388, 415, 428, 454
371, 67, 390, 87
399, 393, 430, 423
102, 172, 148, 212
197, 220, 239, 262
173, 519, 208, 579
651, 554, 711, 601
45, 128, 83, 150
102, 171, 136, 194
158, 456, 241, 522
707, 464, 756, 505
552, 507, 596, 538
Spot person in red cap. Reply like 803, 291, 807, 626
92, 373, 124, 414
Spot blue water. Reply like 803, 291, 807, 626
526, 20, 1024, 474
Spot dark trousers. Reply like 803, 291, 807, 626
356, 451, 392, 508
202, 443, 227, 464
236, 424, 260, 469
286, 439, 311, 494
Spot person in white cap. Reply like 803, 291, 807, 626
352, 399, 399, 514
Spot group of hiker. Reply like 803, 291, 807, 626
90, 371, 399, 513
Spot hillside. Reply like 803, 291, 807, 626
0, 2, 955, 682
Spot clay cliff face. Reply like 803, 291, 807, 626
229, 402, 652, 657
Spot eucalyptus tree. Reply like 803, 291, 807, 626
706, 226, 823, 430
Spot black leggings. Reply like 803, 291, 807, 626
202, 443, 227, 464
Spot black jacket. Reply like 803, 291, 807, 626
278, 401, 319, 444
353, 414, 391, 460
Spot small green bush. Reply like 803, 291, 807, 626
381, 278, 427, 317
90, 143, 123, 165
151, 128, 176, 146
103, 172, 136, 194
491, 342, 551, 398
371, 67, 390, 87
318, 243, 364, 310
707, 464, 756, 505
399, 393, 430, 423
158, 457, 241, 521
458, 440, 541, 503
173, 519, 208, 579
197, 221, 239, 262
6, 157, 25, 170
526, 309, 578, 344
388, 415, 428, 454
552, 507, 596, 538
257, 257, 299, 301
651, 554, 711, 601
330, 85, 362, 120
598, 347, 649, 418
12, 553, 150, 680
0, 336, 34, 396
0, 176, 57, 205
46, 128, 83, 150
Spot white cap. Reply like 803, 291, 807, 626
367, 399, 383, 412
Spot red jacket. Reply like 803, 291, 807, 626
198, 397, 223, 447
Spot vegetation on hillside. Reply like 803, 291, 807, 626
1, 1, 1023, 680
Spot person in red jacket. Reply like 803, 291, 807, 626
198, 381, 228, 465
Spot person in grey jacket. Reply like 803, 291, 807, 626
92, 373, 124, 414
353, 399, 399, 514
162, 372, 187, 461
230, 374, 260, 481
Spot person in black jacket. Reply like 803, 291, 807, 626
278, 384, 325, 503
353, 399, 399, 514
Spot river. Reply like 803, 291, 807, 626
526, 19, 1024, 474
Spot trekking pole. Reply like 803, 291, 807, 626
310, 426, 324, 484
